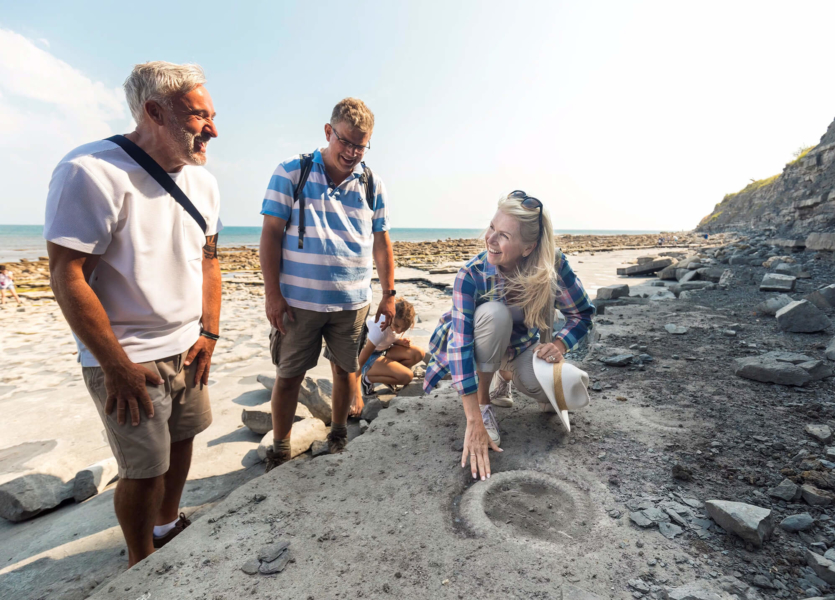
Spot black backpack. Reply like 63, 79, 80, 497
294, 153, 376, 249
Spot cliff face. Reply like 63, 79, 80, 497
697, 117, 835, 235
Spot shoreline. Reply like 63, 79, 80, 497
3, 232, 719, 297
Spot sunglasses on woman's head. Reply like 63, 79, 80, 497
509, 190, 543, 239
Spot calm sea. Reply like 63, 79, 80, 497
0, 225, 662, 263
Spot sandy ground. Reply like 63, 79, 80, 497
0, 248, 681, 600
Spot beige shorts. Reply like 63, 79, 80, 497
270, 305, 370, 378
82, 350, 212, 479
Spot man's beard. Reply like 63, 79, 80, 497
167, 114, 210, 166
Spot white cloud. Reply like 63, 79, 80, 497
0, 28, 129, 223
37, 38, 49, 48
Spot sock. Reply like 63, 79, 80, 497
153, 518, 179, 538
273, 438, 292, 457
330, 423, 348, 438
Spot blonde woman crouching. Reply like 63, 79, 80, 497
423, 192, 595, 481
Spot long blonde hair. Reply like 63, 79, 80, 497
492, 194, 557, 332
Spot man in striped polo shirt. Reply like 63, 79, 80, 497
259, 98, 395, 471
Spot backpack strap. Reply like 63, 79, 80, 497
294, 153, 315, 249
106, 135, 208, 234
360, 162, 375, 211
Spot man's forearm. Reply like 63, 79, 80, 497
52, 270, 130, 369
201, 258, 222, 333
259, 228, 284, 301
373, 232, 395, 291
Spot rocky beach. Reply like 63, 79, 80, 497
2, 230, 835, 599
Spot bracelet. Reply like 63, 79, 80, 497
200, 329, 220, 341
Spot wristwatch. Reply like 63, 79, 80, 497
381, 290, 396, 297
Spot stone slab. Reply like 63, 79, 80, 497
775, 300, 831, 333
620, 258, 673, 276
760, 273, 796, 293
596, 284, 629, 300
734, 356, 811, 387
704, 500, 773, 547
0, 474, 74, 522
806, 233, 835, 251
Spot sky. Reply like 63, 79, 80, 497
2, 0, 835, 231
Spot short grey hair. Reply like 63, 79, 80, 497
124, 61, 206, 124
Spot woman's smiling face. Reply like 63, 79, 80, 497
484, 210, 534, 270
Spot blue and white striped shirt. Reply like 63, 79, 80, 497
260, 149, 389, 312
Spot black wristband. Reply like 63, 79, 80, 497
200, 329, 220, 341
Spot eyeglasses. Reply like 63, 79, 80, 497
330, 126, 371, 155
509, 190, 543, 239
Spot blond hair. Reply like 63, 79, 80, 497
493, 194, 557, 332
330, 98, 375, 132
124, 61, 206, 124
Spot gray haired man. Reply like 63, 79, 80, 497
45, 61, 222, 566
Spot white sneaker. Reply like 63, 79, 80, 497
489, 373, 513, 408
480, 404, 501, 446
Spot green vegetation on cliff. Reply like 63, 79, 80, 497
720, 174, 780, 204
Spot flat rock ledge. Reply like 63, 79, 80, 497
84, 387, 663, 600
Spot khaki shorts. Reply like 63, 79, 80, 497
270, 305, 370, 378
82, 350, 212, 479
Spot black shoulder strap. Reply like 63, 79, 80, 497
360, 162, 375, 211
294, 153, 315, 249
105, 135, 207, 234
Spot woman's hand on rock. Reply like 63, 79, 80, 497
462, 420, 502, 481
535, 342, 565, 364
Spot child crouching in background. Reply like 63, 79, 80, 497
359, 298, 424, 397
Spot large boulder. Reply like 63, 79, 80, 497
242, 410, 273, 435
755, 294, 794, 316
780, 512, 814, 532
734, 355, 812, 387
806, 424, 834, 443
596, 284, 629, 300
806, 284, 835, 311
806, 232, 835, 251
0, 474, 74, 522
618, 258, 673, 276
694, 267, 725, 283
759, 273, 796, 292
72, 457, 118, 503
799, 360, 834, 381
768, 478, 801, 502
802, 484, 835, 506
805, 549, 835, 584
704, 500, 774, 547
775, 300, 831, 333
658, 264, 679, 280
257, 418, 328, 461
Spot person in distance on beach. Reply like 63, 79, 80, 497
44, 62, 221, 566
0, 265, 23, 306
423, 192, 595, 481
259, 98, 395, 471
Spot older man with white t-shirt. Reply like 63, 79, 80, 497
45, 62, 221, 567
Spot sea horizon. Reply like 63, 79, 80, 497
0, 224, 677, 263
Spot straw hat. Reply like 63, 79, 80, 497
532, 355, 590, 432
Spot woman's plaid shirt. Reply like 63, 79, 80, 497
423, 250, 595, 396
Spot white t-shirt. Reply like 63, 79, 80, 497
366, 315, 403, 351
44, 139, 222, 367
